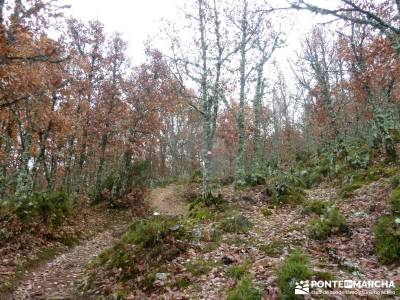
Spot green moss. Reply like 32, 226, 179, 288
309, 206, 348, 240
366, 171, 380, 181
301, 200, 329, 215
277, 251, 311, 300
191, 169, 203, 183
261, 208, 272, 217
227, 276, 263, 300
373, 216, 400, 265
259, 239, 287, 257
389, 187, 400, 216
220, 214, 252, 233
188, 199, 224, 221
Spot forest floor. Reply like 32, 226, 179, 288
146, 184, 189, 216
109, 178, 398, 299
172, 180, 399, 299
3, 178, 400, 299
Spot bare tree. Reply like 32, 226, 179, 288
167, 0, 233, 201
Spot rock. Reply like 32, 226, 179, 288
222, 255, 237, 265
155, 272, 168, 281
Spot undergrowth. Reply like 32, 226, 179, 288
82, 215, 192, 294
227, 275, 263, 300
220, 214, 253, 233
373, 216, 400, 265
309, 206, 348, 240
277, 250, 311, 300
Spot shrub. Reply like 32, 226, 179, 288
373, 216, 400, 264
220, 214, 253, 233
390, 175, 400, 189
14, 191, 69, 225
227, 276, 263, 300
266, 174, 306, 205
277, 251, 311, 300
389, 187, 400, 216
301, 200, 329, 215
300, 170, 324, 189
346, 145, 370, 169
309, 206, 348, 240
261, 207, 272, 217
340, 173, 366, 198
246, 173, 266, 186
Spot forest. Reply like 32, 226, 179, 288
0, 0, 399, 299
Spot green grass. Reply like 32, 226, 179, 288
373, 216, 400, 265
174, 277, 191, 289
277, 250, 311, 300
185, 259, 219, 276
390, 174, 400, 189
220, 214, 253, 233
226, 261, 251, 280
259, 239, 287, 257
227, 276, 263, 300
389, 187, 400, 216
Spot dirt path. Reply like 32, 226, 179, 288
146, 184, 188, 216
9, 185, 188, 300
11, 223, 128, 300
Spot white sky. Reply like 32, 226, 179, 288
60, 0, 185, 64
60, 0, 336, 66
